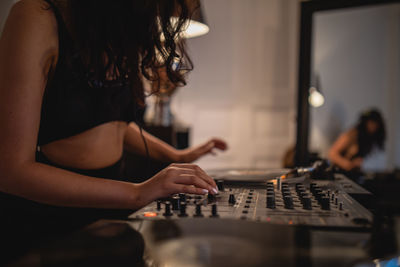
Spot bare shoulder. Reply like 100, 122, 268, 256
1, 0, 59, 74
345, 128, 358, 142
11, 0, 53, 19
4, 0, 58, 41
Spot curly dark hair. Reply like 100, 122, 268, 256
356, 108, 386, 157
52, 0, 194, 105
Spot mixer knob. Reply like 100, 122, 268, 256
163, 201, 173, 217
299, 192, 308, 202
296, 186, 305, 194
156, 200, 162, 211
208, 193, 215, 202
310, 183, 317, 192
178, 202, 188, 217
267, 189, 275, 195
331, 193, 335, 201
282, 189, 291, 197
299, 191, 308, 200
282, 186, 289, 192
210, 204, 219, 217
267, 182, 274, 186
317, 192, 325, 204
313, 188, 322, 195
302, 197, 312, 210
267, 196, 276, 209
172, 196, 180, 210
313, 189, 322, 200
228, 194, 236, 205
321, 197, 330, 210
194, 203, 204, 217
284, 196, 294, 209
179, 193, 186, 202
217, 180, 225, 191
339, 202, 344, 210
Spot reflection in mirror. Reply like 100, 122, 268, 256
309, 3, 400, 172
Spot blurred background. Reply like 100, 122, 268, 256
1, 0, 399, 173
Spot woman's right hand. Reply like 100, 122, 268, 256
136, 163, 218, 207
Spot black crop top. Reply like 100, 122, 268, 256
37, 0, 137, 146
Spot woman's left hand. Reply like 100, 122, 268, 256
176, 138, 228, 163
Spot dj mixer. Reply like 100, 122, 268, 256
130, 176, 372, 229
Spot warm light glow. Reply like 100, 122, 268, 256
308, 87, 325, 107
144, 212, 158, 217
181, 19, 209, 38
170, 17, 209, 39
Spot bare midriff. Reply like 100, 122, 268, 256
40, 121, 128, 170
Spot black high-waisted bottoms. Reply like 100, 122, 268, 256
0, 151, 134, 263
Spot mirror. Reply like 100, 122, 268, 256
308, 3, 400, 171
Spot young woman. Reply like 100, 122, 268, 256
328, 109, 385, 171
0, 0, 227, 260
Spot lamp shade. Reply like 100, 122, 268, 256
172, 0, 209, 39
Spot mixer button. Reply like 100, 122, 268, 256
321, 197, 330, 210
246, 200, 251, 204
163, 201, 173, 217
267, 196, 276, 209
242, 210, 249, 214
156, 200, 161, 211
228, 194, 236, 205
284, 196, 294, 209
244, 205, 250, 209
302, 197, 312, 210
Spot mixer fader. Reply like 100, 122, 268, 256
130, 178, 372, 228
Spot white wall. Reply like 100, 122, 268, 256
172, 0, 299, 170
310, 4, 400, 171
0, 0, 15, 35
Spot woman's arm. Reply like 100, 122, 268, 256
328, 130, 361, 171
124, 122, 228, 163
0, 1, 216, 210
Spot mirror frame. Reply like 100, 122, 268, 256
295, 0, 400, 166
